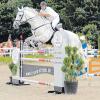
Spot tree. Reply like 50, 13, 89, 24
46, 0, 100, 48
82, 24, 98, 48
0, 0, 33, 42
47, 0, 100, 32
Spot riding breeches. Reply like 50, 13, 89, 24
52, 16, 60, 29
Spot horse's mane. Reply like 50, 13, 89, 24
23, 7, 38, 14
23, 7, 49, 23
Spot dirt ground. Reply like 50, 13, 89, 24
0, 64, 100, 100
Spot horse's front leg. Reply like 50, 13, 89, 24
24, 36, 43, 49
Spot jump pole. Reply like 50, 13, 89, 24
19, 33, 24, 79
20, 50, 46, 54
12, 76, 54, 86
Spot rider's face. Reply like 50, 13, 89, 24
41, 5, 46, 10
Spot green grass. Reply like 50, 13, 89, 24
0, 56, 12, 64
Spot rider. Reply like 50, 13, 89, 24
39, 1, 60, 31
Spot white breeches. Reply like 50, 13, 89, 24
52, 16, 60, 29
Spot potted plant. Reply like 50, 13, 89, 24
8, 63, 18, 84
9, 63, 18, 75
61, 46, 84, 94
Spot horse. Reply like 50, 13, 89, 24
13, 7, 83, 52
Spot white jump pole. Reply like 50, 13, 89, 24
20, 50, 45, 54
21, 58, 60, 63
12, 77, 54, 86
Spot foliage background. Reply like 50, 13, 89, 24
0, 0, 100, 48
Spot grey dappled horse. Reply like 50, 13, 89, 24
13, 7, 82, 52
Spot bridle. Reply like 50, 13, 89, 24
14, 11, 25, 26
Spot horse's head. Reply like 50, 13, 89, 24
13, 7, 25, 29
13, 7, 37, 29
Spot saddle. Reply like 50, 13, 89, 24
46, 23, 63, 44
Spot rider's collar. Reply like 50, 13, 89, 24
42, 7, 47, 10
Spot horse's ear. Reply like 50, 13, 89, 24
18, 7, 21, 11
21, 6, 24, 9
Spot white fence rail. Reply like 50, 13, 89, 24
0, 47, 99, 57
0, 48, 14, 57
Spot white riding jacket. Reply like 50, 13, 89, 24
40, 7, 59, 22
